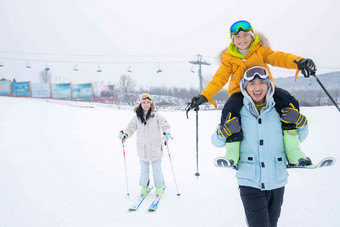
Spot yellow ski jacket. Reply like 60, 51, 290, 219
201, 33, 304, 107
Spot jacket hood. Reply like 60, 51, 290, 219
217, 31, 270, 63
240, 76, 275, 116
256, 31, 270, 47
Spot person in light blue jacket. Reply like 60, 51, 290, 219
212, 66, 309, 227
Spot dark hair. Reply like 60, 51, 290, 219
135, 104, 152, 124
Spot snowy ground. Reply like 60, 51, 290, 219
1, 96, 340, 227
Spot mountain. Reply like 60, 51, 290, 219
274, 71, 340, 91
274, 71, 340, 106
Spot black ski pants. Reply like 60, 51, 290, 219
239, 186, 285, 227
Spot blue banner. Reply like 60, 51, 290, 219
72, 83, 92, 100
0, 80, 11, 95
12, 82, 31, 97
52, 83, 71, 99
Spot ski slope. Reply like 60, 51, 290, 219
1, 96, 339, 227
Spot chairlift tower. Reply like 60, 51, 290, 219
189, 54, 210, 92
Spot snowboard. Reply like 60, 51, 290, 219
214, 156, 336, 169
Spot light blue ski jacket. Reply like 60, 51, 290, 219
212, 81, 308, 190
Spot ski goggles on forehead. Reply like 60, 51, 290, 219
141, 93, 152, 101
230, 20, 252, 35
244, 67, 269, 81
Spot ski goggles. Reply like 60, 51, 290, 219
244, 67, 269, 81
140, 93, 152, 101
230, 20, 253, 36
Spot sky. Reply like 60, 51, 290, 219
0, 0, 340, 89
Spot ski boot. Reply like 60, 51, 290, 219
141, 186, 149, 196
215, 141, 240, 168
283, 129, 312, 167
224, 141, 240, 167
156, 187, 164, 196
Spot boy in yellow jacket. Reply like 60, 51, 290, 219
190, 20, 315, 167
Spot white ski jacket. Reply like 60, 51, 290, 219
124, 112, 171, 162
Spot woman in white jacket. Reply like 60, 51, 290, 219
119, 93, 171, 196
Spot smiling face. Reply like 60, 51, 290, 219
140, 100, 152, 111
246, 80, 268, 104
233, 31, 254, 50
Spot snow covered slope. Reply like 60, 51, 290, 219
0, 97, 339, 227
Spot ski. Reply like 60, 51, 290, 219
129, 186, 154, 211
214, 157, 237, 169
148, 186, 167, 212
215, 156, 336, 170
287, 157, 336, 169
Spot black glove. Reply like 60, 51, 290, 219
190, 95, 207, 108
298, 157, 313, 166
217, 112, 241, 138
295, 58, 317, 77
281, 103, 307, 128
119, 130, 128, 140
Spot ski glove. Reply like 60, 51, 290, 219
218, 112, 241, 138
295, 58, 317, 78
119, 130, 128, 140
298, 157, 313, 166
190, 95, 207, 108
281, 103, 307, 128
162, 132, 172, 142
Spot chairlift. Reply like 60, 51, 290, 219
73, 64, 79, 71
190, 66, 195, 73
25, 62, 31, 68
156, 62, 162, 73
0, 62, 3, 67
127, 65, 132, 73
96, 65, 102, 72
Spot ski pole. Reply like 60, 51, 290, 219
184, 102, 200, 178
121, 139, 130, 197
195, 106, 200, 177
313, 74, 340, 112
164, 140, 181, 196
294, 60, 340, 113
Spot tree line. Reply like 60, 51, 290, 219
117, 74, 229, 106
8, 69, 339, 108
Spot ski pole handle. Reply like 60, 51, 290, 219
162, 132, 173, 142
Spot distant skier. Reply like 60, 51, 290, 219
119, 93, 171, 196
212, 66, 309, 227
189, 20, 315, 166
